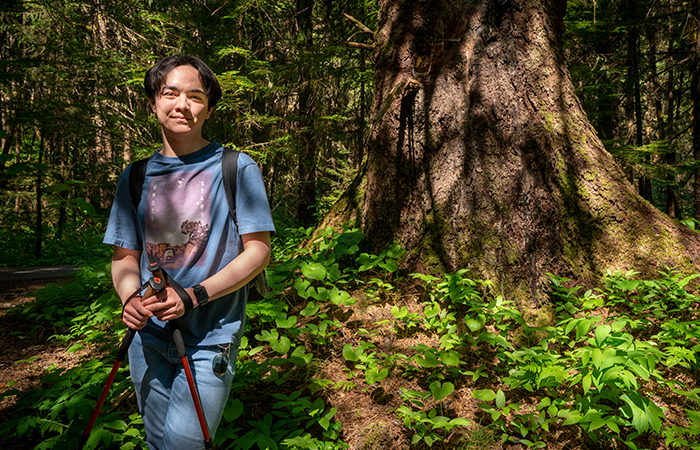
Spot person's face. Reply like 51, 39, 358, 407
150, 65, 213, 139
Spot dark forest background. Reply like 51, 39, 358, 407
2, 0, 700, 266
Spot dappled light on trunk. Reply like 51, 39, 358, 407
355, 0, 700, 303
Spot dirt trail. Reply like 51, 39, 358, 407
0, 271, 84, 421
0, 265, 76, 283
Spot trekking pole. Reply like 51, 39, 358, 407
171, 320, 213, 449
78, 262, 165, 450
150, 266, 213, 449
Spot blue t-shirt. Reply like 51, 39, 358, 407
104, 141, 275, 346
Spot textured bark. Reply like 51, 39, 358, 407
326, 0, 700, 303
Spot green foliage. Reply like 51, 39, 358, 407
4, 229, 700, 449
23, 261, 116, 334
0, 263, 135, 450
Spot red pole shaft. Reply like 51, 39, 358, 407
78, 361, 122, 448
180, 356, 212, 443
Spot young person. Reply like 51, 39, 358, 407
103, 54, 275, 450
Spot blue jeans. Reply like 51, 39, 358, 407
128, 330, 237, 450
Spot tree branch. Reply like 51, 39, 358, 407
343, 13, 375, 37
344, 41, 375, 51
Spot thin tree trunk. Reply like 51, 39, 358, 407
35, 132, 44, 260
357, 47, 367, 168
664, 18, 680, 218
625, 0, 651, 202
694, 1, 700, 221
295, 0, 318, 227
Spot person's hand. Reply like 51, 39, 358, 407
143, 287, 188, 322
122, 294, 155, 330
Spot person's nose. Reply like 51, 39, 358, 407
175, 94, 190, 112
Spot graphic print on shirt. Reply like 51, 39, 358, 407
145, 170, 212, 270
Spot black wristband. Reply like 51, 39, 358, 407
192, 284, 209, 308
159, 268, 193, 314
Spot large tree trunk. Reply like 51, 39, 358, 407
327, 0, 700, 303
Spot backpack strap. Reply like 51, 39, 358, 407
222, 147, 269, 298
129, 157, 150, 209
221, 147, 240, 228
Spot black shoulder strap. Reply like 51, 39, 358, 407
129, 157, 150, 209
222, 147, 240, 228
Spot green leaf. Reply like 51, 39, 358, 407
424, 303, 440, 318
276, 315, 297, 328
626, 361, 649, 381
310, 286, 330, 302
438, 350, 461, 367
289, 345, 313, 366
537, 397, 551, 410
589, 418, 606, 431
617, 279, 640, 291
472, 389, 497, 402
223, 398, 244, 422
74, 198, 96, 215
413, 351, 439, 368
302, 262, 327, 281
430, 381, 454, 402
255, 329, 278, 342
465, 314, 486, 332
611, 320, 627, 332
67, 343, 84, 354
576, 319, 592, 341
386, 245, 405, 259
582, 374, 592, 394
379, 259, 398, 272
557, 408, 582, 425
7, 163, 27, 175
495, 389, 506, 409
365, 367, 389, 385
357, 253, 379, 271
31, 162, 48, 172
619, 369, 638, 389
391, 305, 408, 319
270, 336, 291, 355
342, 344, 359, 362
329, 288, 352, 305
591, 347, 603, 369
594, 324, 611, 346
294, 278, 312, 298
606, 417, 620, 433
300, 302, 320, 316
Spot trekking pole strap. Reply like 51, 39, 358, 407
120, 267, 193, 319
160, 269, 194, 313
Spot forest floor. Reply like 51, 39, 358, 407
0, 272, 689, 450
0, 274, 95, 446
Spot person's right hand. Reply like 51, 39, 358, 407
122, 294, 156, 330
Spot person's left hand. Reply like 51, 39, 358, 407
143, 287, 188, 321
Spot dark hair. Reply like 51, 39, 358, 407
144, 54, 222, 109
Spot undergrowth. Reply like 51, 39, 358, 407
1, 227, 700, 449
